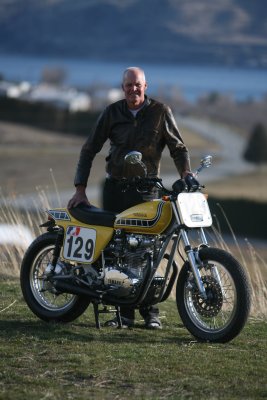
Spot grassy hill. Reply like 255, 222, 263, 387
1, 120, 266, 201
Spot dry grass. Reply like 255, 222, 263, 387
209, 227, 267, 319
0, 187, 266, 320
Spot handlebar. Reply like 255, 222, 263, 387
120, 177, 164, 193
120, 175, 201, 196
122, 153, 211, 197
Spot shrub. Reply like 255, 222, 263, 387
244, 123, 267, 164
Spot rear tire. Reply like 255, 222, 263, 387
176, 247, 251, 343
20, 232, 90, 323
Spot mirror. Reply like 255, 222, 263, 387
195, 155, 213, 176
124, 151, 143, 165
200, 155, 212, 169
124, 151, 147, 177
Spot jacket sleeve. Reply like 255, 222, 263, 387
163, 106, 191, 176
74, 108, 110, 186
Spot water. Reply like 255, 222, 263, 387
1, 53, 267, 102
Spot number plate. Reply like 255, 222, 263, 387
63, 226, 96, 263
177, 193, 212, 228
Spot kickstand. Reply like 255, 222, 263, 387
92, 302, 119, 329
116, 306, 122, 329
93, 302, 101, 329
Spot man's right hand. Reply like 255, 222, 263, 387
67, 185, 91, 209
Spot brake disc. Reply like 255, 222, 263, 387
192, 275, 223, 317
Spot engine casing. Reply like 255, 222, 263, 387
101, 230, 164, 297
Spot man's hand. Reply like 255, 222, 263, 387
181, 170, 194, 179
181, 171, 200, 191
67, 185, 91, 209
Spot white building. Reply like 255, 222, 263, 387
27, 83, 91, 112
0, 81, 31, 98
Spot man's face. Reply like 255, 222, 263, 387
122, 69, 147, 109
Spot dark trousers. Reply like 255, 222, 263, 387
102, 178, 159, 320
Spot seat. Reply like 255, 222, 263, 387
69, 204, 116, 227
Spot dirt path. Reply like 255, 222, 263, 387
178, 116, 256, 183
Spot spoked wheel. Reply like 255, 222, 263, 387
20, 232, 90, 323
176, 247, 251, 343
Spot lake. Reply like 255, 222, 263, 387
0, 53, 267, 102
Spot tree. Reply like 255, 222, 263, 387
243, 123, 267, 164
41, 67, 67, 86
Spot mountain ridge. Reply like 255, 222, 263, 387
0, 0, 266, 67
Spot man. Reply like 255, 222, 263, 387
68, 66, 192, 329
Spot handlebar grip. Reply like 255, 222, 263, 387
172, 179, 186, 194
185, 175, 200, 191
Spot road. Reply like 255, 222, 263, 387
177, 116, 255, 183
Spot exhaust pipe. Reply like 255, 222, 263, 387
53, 280, 139, 306
53, 280, 101, 299
53, 278, 155, 307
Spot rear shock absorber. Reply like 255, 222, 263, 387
50, 228, 64, 271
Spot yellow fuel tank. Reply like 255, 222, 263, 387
114, 200, 172, 234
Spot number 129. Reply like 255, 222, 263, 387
66, 236, 94, 261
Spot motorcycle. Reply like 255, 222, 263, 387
20, 152, 251, 342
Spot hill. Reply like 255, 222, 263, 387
0, 0, 267, 67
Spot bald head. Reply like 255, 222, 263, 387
122, 67, 147, 110
122, 67, 146, 84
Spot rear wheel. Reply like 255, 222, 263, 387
20, 232, 90, 323
176, 247, 251, 343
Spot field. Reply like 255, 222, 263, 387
1, 120, 267, 200
0, 121, 267, 399
0, 120, 217, 195
0, 122, 267, 201
0, 277, 266, 400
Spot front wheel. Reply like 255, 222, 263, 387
176, 247, 251, 343
20, 232, 91, 323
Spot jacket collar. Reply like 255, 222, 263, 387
123, 95, 151, 114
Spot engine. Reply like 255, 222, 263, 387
100, 230, 163, 297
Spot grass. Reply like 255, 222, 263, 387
0, 277, 266, 400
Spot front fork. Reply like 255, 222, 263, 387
181, 228, 208, 299
171, 200, 208, 298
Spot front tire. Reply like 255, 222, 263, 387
20, 232, 90, 323
176, 247, 251, 343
